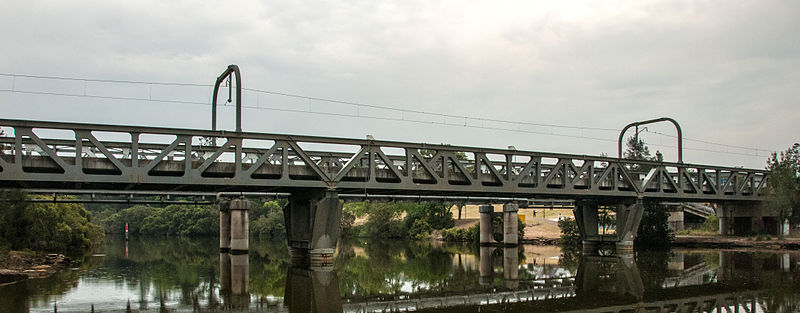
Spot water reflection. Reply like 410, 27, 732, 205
219, 252, 250, 310
285, 267, 342, 313
2, 236, 800, 312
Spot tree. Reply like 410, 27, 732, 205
765, 143, 800, 226
624, 138, 673, 248
624, 135, 662, 171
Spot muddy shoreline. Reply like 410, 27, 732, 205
0, 251, 70, 286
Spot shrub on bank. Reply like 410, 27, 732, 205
440, 225, 479, 242
0, 190, 104, 253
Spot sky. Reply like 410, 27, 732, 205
0, 0, 798, 169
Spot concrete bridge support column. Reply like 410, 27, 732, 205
503, 203, 519, 245
574, 202, 600, 254
615, 201, 644, 253
479, 205, 494, 245
716, 205, 733, 235
286, 189, 343, 267
229, 198, 250, 253
219, 198, 231, 252
479, 246, 493, 286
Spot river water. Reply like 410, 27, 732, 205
1, 236, 798, 312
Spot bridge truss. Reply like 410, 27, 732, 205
0, 119, 766, 202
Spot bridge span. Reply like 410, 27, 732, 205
0, 118, 772, 256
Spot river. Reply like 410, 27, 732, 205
1, 236, 798, 312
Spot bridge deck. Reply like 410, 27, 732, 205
0, 119, 766, 202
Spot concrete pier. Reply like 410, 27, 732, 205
574, 202, 600, 254
229, 198, 250, 253
286, 189, 343, 267
479, 205, 494, 245
219, 198, 231, 252
503, 203, 519, 245
615, 201, 644, 253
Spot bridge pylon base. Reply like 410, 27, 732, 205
285, 189, 342, 268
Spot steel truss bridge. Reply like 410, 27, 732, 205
0, 118, 767, 202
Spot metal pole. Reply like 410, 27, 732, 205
211, 64, 243, 132
618, 117, 682, 163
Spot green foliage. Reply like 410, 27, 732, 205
102, 204, 218, 236
344, 201, 455, 239
408, 219, 433, 240
0, 190, 104, 253
359, 202, 406, 238
700, 215, 719, 233
249, 200, 287, 240
340, 209, 356, 237
490, 214, 525, 242
440, 225, 479, 242
764, 143, 800, 222
558, 218, 582, 247
402, 202, 454, 231
635, 203, 674, 249
624, 135, 662, 171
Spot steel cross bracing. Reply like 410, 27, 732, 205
0, 119, 767, 202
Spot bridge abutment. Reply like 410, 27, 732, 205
285, 189, 343, 267
715, 202, 786, 236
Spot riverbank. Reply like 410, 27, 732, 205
674, 235, 800, 249
0, 251, 70, 286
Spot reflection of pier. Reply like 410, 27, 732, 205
219, 252, 250, 310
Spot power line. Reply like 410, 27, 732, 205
0, 72, 776, 157
0, 72, 617, 132
242, 87, 619, 132
0, 73, 210, 87
0, 88, 614, 143
0, 88, 772, 158
641, 129, 770, 156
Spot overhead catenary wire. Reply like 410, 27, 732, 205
0, 72, 775, 158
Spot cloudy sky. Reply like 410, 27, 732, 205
0, 0, 798, 168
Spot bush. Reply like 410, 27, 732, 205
699, 215, 719, 233
558, 218, 581, 247
441, 225, 479, 242
409, 219, 433, 240
490, 215, 525, 242
635, 203, 674, 249
362, 202, 406, 238
0, 191, 104, 253
250, 201, 287, 241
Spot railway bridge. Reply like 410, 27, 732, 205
0, 118, 770, 258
